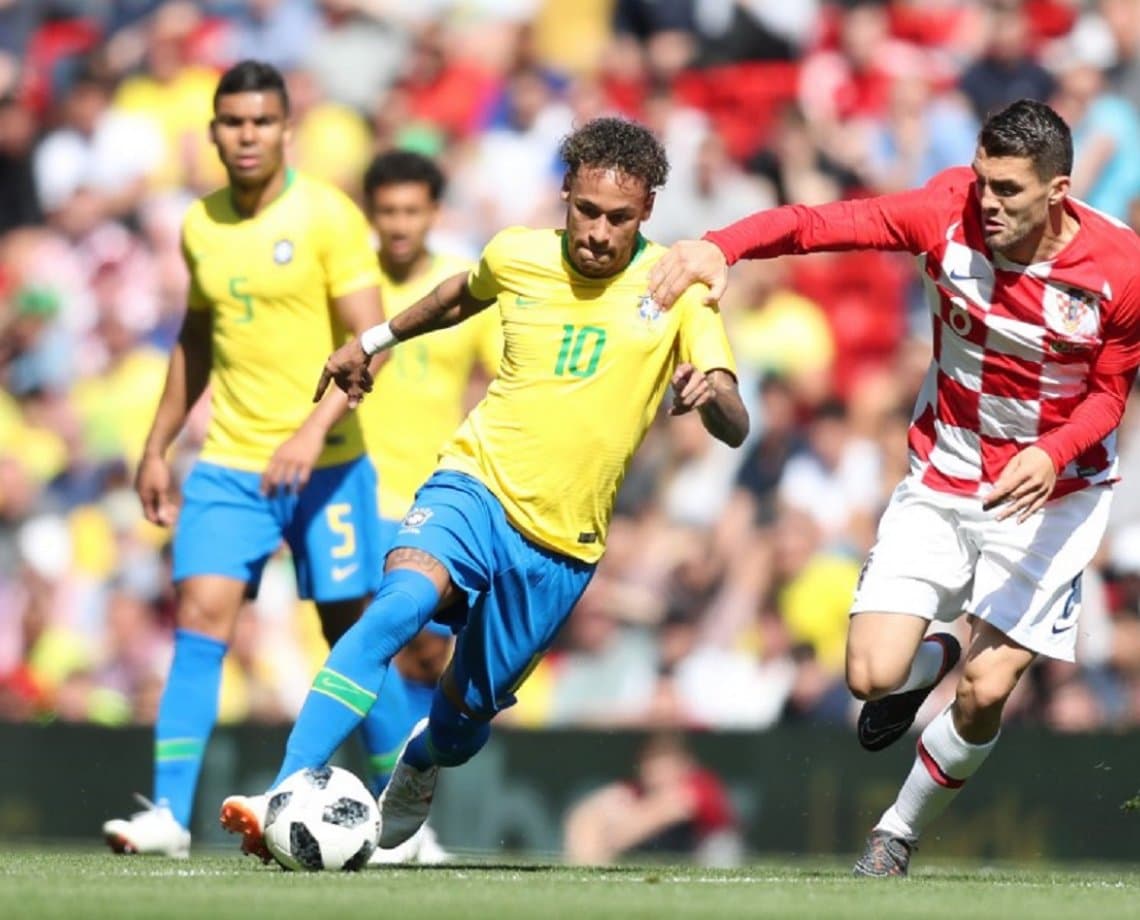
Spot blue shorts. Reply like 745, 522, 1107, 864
390, 470, 595, 717
172, 458, 381, 602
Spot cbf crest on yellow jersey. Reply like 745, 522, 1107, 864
182, 170, 381, 471
360, 252, 502, 519
438, 227, 737, 563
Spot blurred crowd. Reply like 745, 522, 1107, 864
3, 0, 1140, 738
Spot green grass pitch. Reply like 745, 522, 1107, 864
1, 850, 1137, 919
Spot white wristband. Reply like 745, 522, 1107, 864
359, 322, 397, 356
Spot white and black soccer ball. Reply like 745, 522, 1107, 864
263, 766, 379, 871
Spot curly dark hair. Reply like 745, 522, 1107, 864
979, 99, 1072, 179
559, 117, 669, 191
363, 150, 446, 202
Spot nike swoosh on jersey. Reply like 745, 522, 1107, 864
331, 563, 360, 582
514, 295, 540, 306
947, 268, 978, 281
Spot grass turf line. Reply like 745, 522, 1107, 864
0, 851, 1137, 920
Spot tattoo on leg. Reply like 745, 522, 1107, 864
386, 547, 447, 575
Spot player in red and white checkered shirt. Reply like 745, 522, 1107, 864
648, 99, 1140, 877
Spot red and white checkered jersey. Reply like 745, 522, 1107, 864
706, 166, 1140, 499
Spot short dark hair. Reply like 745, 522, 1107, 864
559, 117, 669, 191
363, 150, 446, 202
213, 60, 289, 115
978, 99, 1072, 179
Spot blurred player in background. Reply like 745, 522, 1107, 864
648, 99, 1140, 877
357, 150, 500, 864
103, 60, 388, 858
219, 116, 749, 862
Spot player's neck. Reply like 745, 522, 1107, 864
229, 167, 290, 219
380, 249, 432, 284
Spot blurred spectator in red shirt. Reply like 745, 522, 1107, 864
563, 732, 742, 866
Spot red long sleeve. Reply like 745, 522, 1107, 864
702, 169, 974, 264
1035, 368, 1137, 473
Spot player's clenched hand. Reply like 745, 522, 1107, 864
261, 425, 325, 496
135, 454, 178, 527
982, 445, 1057, 523
669, 363, 713, 415
647, 239, 728, 309
314, 339, 373, 408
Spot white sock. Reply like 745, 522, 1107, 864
893, 634, 953, 694
875, 705, 998, 842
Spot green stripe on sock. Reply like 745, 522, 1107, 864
155, 738, 205, 762
369, 749, 401, 775
311, 668, 376, 717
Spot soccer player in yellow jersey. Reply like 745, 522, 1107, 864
220, 117, 749, 858
356, 150, 499, 863
103, 61, 385, 859
361, 151, 501, 533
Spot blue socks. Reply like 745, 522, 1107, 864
359, 667, 413, 796
154, 629, 227, 829
273, 569, 440, 787
403, 689, 490, 770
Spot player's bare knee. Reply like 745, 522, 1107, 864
175, 593, 235, 641
173, 606, 231, 638
954, 669, 1014, 721
846, 653, 906, 701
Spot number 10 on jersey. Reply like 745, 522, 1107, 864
554, 324, 606, 378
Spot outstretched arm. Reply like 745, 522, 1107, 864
314, 271, 495, 405
648, 169, 965, 308
388, 271, 496, 340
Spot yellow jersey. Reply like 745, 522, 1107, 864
360, 252, 502, 519
182, 170, 381, 471
439, 227, 737, 563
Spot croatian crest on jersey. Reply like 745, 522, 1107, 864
1043, 284, 1100, 339
273, 239, 294, 265
637, 294, 662, 321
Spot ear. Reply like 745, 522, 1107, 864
208, 119, 218, 144
1049, 174, 1071, 206
643, 190, 656, 222
560, 172, 571, 203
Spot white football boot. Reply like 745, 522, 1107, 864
219, 792, 272, 863
377, 718, 438, 849
103, 794, 191, 858
367, 822, 452, 866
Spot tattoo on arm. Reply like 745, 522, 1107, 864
390, 273, 495, 341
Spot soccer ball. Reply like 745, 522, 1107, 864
263, 766, 379, 871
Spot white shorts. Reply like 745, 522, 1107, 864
850, 476, 1113, 661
